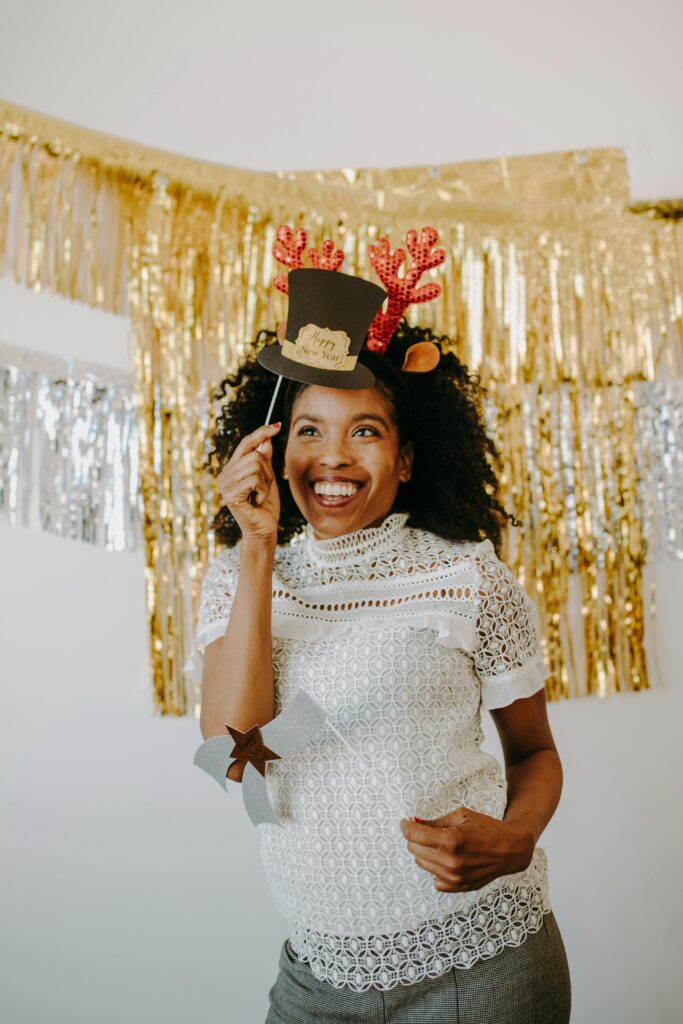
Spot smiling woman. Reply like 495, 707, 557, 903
207, 318, 520, 552
192, 314, 570, 1021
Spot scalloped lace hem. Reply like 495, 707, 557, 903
287, 884, 552, 992
480, 652, 552, 710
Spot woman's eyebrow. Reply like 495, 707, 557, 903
292, 412, 390, 430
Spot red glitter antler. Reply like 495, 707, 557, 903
272, 225, 345, 293
272, 226, 308, 294
366, 227, 446, 353
307, 238, 345, 272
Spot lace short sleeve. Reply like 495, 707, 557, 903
472, 541, 550, 710
183, 544, 240, 685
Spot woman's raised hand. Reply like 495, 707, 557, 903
216, 422, 282, 541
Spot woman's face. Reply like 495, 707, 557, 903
282, 384, 414, 540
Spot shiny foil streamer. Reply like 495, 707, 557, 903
0, 341, 141, 550
634, 380, 683, 560
1, 100, 681, 716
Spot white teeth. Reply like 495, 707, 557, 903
313, 481, 361, 497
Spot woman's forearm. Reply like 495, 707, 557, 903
199, 536, 276, 739
502, 749, 563, 851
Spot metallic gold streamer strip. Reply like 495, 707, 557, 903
0, 99, 633, 219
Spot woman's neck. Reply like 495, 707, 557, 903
308, 509, 392, 541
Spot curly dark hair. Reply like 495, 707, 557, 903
206, 319, 521, 555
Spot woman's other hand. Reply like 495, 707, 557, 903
399, 807, 535, 892
226, 758, 247, 783
216, 422, 282, 541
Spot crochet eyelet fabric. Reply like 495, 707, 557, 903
186, 511, 553, 992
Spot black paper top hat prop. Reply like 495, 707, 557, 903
257, 267, 386, 390
255, 225, 447, 427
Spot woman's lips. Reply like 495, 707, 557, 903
309, 482, 365, 508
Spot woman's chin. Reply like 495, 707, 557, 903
300, 488, 372, 535
304, 507, 398, 540
306, 507, 363, 535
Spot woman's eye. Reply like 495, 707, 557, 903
296, 426, 378, 437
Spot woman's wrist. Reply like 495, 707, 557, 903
502, 818, 537, 872
239, 533, 277, 559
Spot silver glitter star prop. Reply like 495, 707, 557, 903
193, 687, 328, 826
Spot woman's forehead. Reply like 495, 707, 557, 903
290, 385, 395, 425
291, 384, 389, 417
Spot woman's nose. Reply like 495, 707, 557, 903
318, 440, 353, 465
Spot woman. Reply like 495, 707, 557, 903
192, 319, 572, 1023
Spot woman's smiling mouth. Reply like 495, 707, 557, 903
309, 479, 365, 507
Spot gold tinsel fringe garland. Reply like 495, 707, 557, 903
1, 99, 681, 716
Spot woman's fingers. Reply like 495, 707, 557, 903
233, 465, 274, 501
413, 854, 472, 889
226, 758, 247, 783
215, 423, 282, 535
219, 453, 274, 503
227, 452, 274, 487
407, 842, 453, 872
412, 849, 457, 877
219, 447, 274, 488
233, 422, 281, 458
229, 472, 267, 505
413, 854, 455, 884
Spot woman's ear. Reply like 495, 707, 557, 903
399, 440, 414, 483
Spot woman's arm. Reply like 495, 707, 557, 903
490, 689, 563, 859
401, 547, 563, 887
199, 536, 277, 744
399, 690, 562, 890
198, 420, 282, 781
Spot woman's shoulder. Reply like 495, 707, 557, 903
207, 541, 241, 565
200, 541, 242, 589
413, 530, 532, 603
404, 523, 496, 566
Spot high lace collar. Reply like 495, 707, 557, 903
303, 511, 410, 566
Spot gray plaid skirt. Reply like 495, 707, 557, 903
265, 910, 571, 1023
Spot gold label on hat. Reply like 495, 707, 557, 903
281, 323, 357, 371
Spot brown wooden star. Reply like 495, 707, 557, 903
225, 723, 281, 777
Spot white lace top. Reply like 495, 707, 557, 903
185, 511, 553, 991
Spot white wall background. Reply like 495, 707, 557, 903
1, 2, 682, 1022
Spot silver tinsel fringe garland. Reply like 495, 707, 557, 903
0, 341, 142, 551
